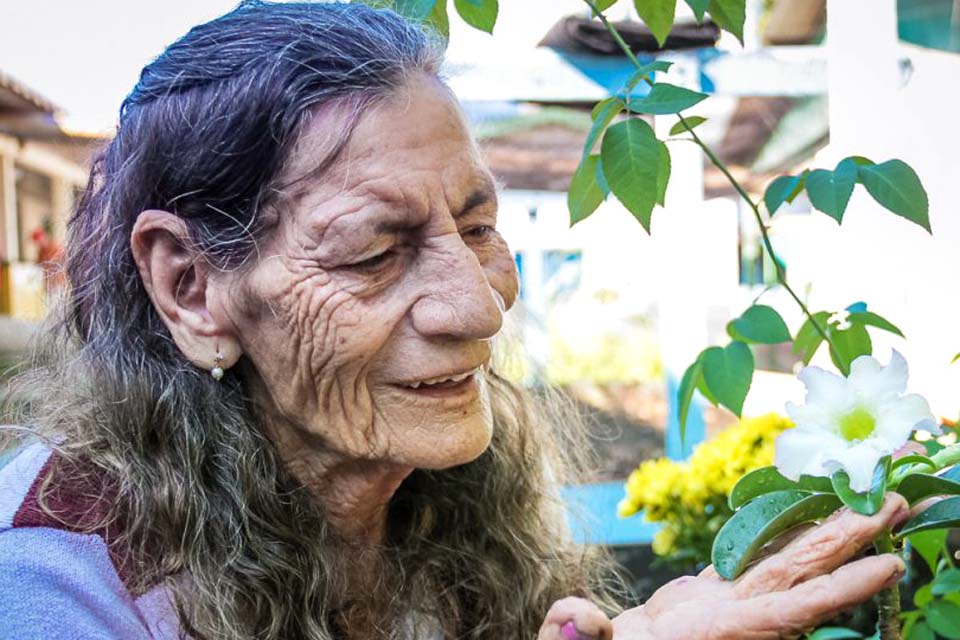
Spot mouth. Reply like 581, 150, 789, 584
393, 367, 481, 398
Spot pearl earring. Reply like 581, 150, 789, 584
211, 352, 225, 381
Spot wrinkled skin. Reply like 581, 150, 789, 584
133, 75, 908, 638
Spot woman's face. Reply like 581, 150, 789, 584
223, 74, 518, 469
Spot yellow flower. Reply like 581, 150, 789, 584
652, 526, 678, 556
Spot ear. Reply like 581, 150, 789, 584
130, 210, 241, 373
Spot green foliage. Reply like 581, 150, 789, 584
932, 569, 960, 596
626, 82, 708, 114
793, 310, 831, 364
700, 341, 754, 416
859, 160, 931, 232
898, 496, 960, 537
684, 0, 709, 22
634, 0, 677, 47
827, 322, 872, 376
728, 304, 791, 344
584, 98, 623, 159
847, 310, 904, 337
907, 530, 947, 574
712, 490, 842, 579
805, 159, 858, 223
453, 0, 498, 33
728, 465, 832, 510
764, 171, 807, 214
926, 600, 960, 638
568, 155, 606, 225
622, 60, 674, 95
669, 115, 707, 135
592, 0, 620, 15
806, 629, 864, 640
897, 468, 960, 505
707, 0, 746, 43
600, 118, 662, 230
829, 456, 890, 516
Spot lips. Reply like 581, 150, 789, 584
399, 368, 479, 390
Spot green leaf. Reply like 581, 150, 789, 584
425, 0, 450, 38
926, 600, 960, 639
600, 119, 661, 231
707, 0, 746, 43
897, 472, 960, 505
656, 141, 671, 206
677, 358, 703, 442
828, 322, 872, 376
684, 0, 709, 21
915, 583, 935, 608
700, 341, 754, 416
669, 115, 707, 136
453, 0, 498, 33
952, 353, 960, 365
847, 310, 905, 338
907, 621, 935, 640
592, 0, 619, 15
595, 155, 611, 196
712, 490, 843, 579
807, 629, 863, 640
898, 496, 960, 538
728, 304, 791, 344
891, 453, 936, 472
585, 98, 624, 160
621, 60, 675, 95
729, 466, 834, 510
907, 529, 947, 574
627, 82, 708, 115
858, 159, 931, 233
634, 0, 677, 47
793, 311, 831, 364
764, 172, 807, 215
369, 0, 437, 21
568, 156, 606, 226
805, 161, 857, 224
933, 568, 960, 596
830, 456, 890, 516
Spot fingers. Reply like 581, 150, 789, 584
644, 575, 730, 618
734, 493, 908, 596
720, 554, 905, 638
538, 597, 613, 640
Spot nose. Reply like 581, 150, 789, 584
410, 236, 504, 341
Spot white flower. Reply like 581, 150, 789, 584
775, 351, 937, 492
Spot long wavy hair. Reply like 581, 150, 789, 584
3, 2, 623, 638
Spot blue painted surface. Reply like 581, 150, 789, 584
561, 482, 660, 546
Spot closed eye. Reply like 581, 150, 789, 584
463, 225, 493, 240
349, 249, 394, 270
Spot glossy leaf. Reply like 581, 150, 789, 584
707, 0, 746, 43
898, 496, 960, 537
932, 568, 960, 596
453, 0, 498, 33
728, 466, 833, 510
728, 304, 791, 344
677, 357, 703, 442
828, 322, 872, 376
858, 160, 931, 233
568, 156, 606, 226
793, 311, 830, 364
627, 82, 708, 115
847, 310, 905, 338
805, 162, 857, 224
926, 600, 960, 639
684, 0, 708, 21
622, 60, 675, 95
585, 98, 623, 159
600, 119, 661, 231
656, 141, 671, 206
669, 115, 707, 136
830, 456, 889, 515
712, 490, 843, 579
765, 173, 806, 215
890, 453, 936, 472
634, 0, 677, 47
897, 471, 960, 505
595, 155, 611, 195
700, 341, 754, 416
908, 529, 947, 574
592, 0, 619, 15
807, 629, 863, 640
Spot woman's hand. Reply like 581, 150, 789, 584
541, 494, 909, 640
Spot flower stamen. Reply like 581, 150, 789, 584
839, 406, 876, 442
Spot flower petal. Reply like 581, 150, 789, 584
797, 365, 852, 414
775, 428, 847, 481
823, 439, 887, 492
849, 350, 908, 403
874, 393, 938, 445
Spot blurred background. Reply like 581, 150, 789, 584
1, 0, 958, 599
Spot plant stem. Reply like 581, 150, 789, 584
931, 442, 960, 470
874, 531, 902, 640
582, 0, 836, 350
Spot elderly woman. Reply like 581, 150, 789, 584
0, 2, 908, 639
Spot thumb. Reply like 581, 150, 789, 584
538, 597, 613, 640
